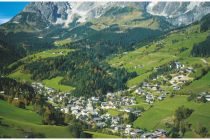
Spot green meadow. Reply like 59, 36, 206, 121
133, 96, 210, 137
0, 100, 73, 138
43, 76, 75, 92
8, 69, 32, 83
181, 71, 210, 94
23, 48, 74, 61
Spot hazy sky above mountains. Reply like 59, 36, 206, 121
0, 2, 29, 24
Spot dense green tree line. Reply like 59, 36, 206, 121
0, 77, 66, 125
0, 77, 35, 106
191, 35, 210, 57
200, 14, 210, 32
24, 49, 137, 97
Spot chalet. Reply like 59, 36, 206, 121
152, 86, 158, 91
174, 62, 184, 69
185, 67, 193, 73
141, 132, 154, 138
173, 85, 181, 91
126, 124, 132, 128
154, 129, 167, 138
133, 110, 142, 116
142, 82, 150, 88
93, 117, 102, 123
106, 92, 112, 97
72, 109, 79, 115
155, 129, 167, 135
101, 102, 108, 109
91, 97, 99, 102
123, 108, 133, 113
81, 110, 88, 116
114, 125, 124, 131
146, 99, 153, 104
96, 122, 106, 128
146, 94, 154, 100
125, 127, 132, 134
158, 95, 166, 101
60, 107, 69, 114
130, 129, 144, 137
112, 117, 120, 124
135, 88, 143, 95
205, 95, 210, 101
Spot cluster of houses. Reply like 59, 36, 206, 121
169, 62, 194, 91
101, 92, 136, 109
31, 82, 56, 95
140, 129, 167, 138
133, 61, 194, 104
111, 124, 167, 138
135, 82, 168, 104
31, 84, 167, 137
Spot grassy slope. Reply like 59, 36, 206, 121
0, 100, 42, 124
133, 96, 210, 137
54, 38, 73, 47
0, 100, 72, 138
7, 49, 74, 90
108, 23, 210, 138
8, 69, 32, 83
181, 71, 210, 94
108, 24, 210, 87
43, 76, 75, 92
107, 109, 121, 116
21, 48, 74, 62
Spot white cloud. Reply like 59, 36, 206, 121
0, 18, 11, 25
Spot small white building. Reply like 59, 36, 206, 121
205, 95, 210, 101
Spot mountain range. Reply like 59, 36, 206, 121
0, 2, 210, 68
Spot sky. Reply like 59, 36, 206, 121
0, 2, 29, 24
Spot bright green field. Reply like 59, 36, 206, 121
84, 131, 121, 138
181, 71, 210, 94
133, 96, 210, 137
8, 69, 32, 83
43, 76, 75, 92
0, 100, 73, 138
54, 38, 73, 47
23, 48, 74, 61
107, 109, 121, 116
0, 100, 42, 124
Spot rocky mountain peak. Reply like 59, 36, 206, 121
146, 2, 210, 26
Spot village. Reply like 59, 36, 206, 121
30, 61, 210, 138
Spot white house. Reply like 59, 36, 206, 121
205, 95, 210, 101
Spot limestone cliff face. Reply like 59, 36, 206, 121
146, 2, 210, 26
7, 2, 210, 29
